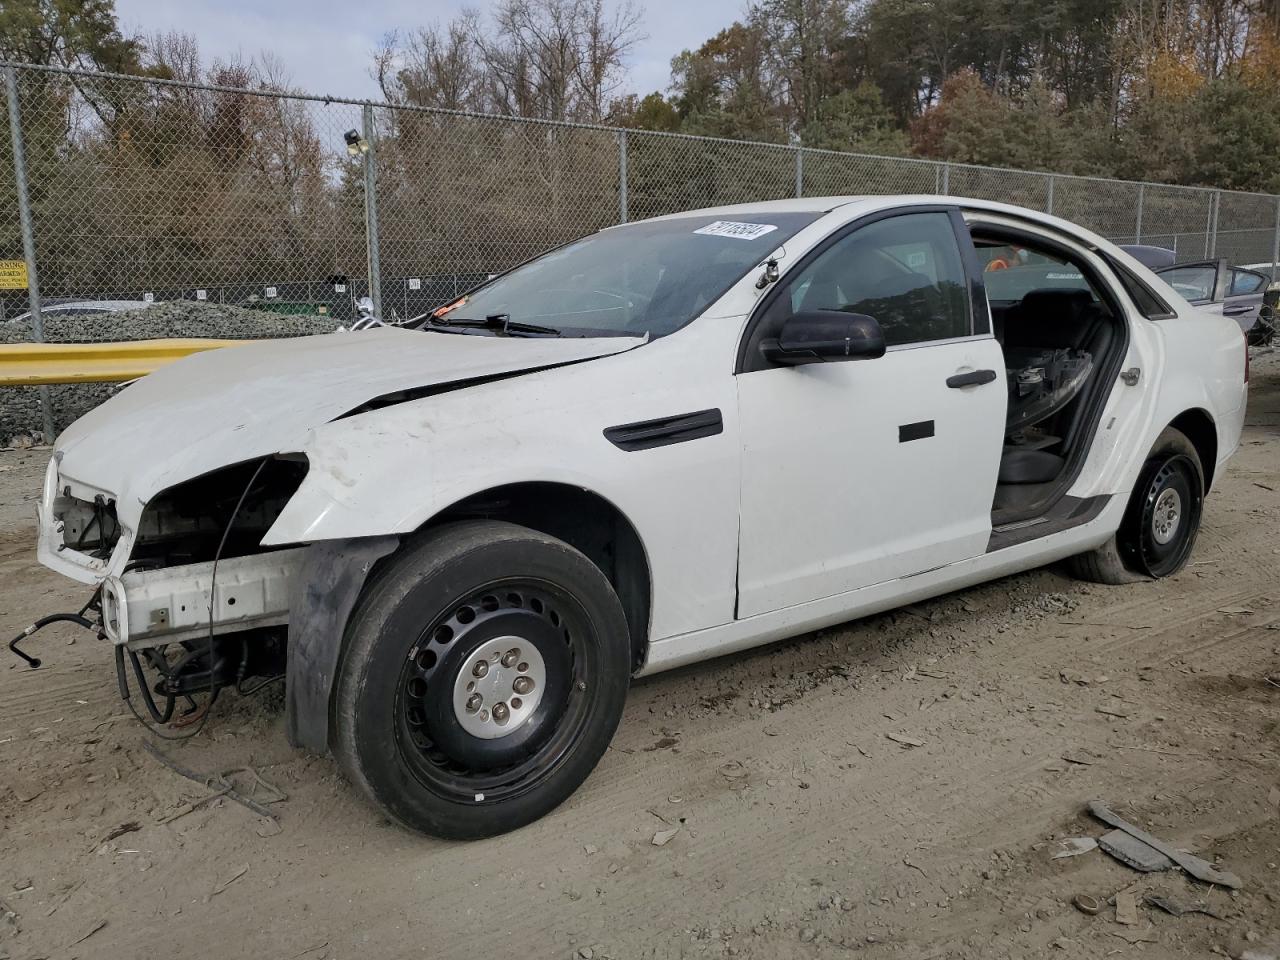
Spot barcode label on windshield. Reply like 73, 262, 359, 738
693, 220, 779, 241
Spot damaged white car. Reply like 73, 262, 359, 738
24, 196, 1248, 839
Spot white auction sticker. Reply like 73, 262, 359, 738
693, 220, 778, 241
408, 277, 421, 290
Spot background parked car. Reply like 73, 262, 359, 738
8, 299, 153, 325
1154, 259, 1273, 342
1241, 262, 1280, 346
1118, 244, 1177, 269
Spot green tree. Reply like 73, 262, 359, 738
0, 0, 142, 71
801, 81, 908, 155
670, 22, 786, 140
608, 91, 681, 131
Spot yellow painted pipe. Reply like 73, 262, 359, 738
0, 338, 246, 386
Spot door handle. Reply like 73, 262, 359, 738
1222, 304, 1254, 316
946, 369, 997, 388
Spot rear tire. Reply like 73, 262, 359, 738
1068, 427, 1204, 584
333, 520, 631, 839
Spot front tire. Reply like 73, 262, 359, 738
1068, 427, 1204, 583
333, 521, 631, 839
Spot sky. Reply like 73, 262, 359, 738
112, 0, 740, 100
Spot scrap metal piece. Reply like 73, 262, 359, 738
1115, 889, 1139, 925
143, 741, 284, 823
1098, 829, 1174, 872
1073, 894, 1102, 915
1088, 800, 1242, 889
1053, 837, 1099, 859
1144, 894, 1223, 920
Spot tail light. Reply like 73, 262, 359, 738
1244, 329, 1249, 383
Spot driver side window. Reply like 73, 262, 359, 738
778, 212, 971, 347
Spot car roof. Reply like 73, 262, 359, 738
4, 299, 153, 323
633, 195, 1108, 239
41, 300, 153, 310
1118, 244, 1176, 269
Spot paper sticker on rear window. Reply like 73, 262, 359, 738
693, 220, 779, 241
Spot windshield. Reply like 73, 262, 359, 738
425, 211, 821, 338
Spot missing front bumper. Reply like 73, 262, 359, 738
101, 548, 307, 649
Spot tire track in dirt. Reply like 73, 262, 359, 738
77, 556, 1274, 958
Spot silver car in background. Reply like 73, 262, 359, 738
1155, 259, 1273, 342
7, 299, 153, 325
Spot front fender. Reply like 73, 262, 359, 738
262, 334, 743, 645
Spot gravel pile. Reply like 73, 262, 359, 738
1, 300, 342, 444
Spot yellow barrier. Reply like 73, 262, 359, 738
0, 338, 244, 386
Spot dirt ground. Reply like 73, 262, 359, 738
1, 355, 1278, 960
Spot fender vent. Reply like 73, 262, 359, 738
604, 409, 723, 451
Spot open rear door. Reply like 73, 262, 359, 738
1155, 259, 1263, 335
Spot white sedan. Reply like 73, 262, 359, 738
31, 196, 1248, 839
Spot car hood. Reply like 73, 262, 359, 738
54, 327, 643, 505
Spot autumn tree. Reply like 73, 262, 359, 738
375, 0, 644, 123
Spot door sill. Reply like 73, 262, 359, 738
987, 495, 1110, 552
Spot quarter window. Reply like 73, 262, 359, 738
779, 212, 970, 347
1229, 269, 1265, 296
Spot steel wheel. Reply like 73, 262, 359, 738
1124, 451, 1203, 578
334, 521, 631, 839
394, 580, 596, 804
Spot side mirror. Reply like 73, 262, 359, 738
760, 310, 886, 366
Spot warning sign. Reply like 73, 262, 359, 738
0, 260, 28, 290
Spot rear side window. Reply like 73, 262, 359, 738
1229, 269, 1265, 296
779, 212, 970, 347
978, 245, 1093, 301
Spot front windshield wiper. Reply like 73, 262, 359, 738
427, 313, 561, 336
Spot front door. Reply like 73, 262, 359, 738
735, 209, 1007, 619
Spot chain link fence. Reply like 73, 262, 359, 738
4, 60, 1280, 332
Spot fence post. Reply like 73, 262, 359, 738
5, 66, 55, 443
1271, 196, 1280, 283
361, 104, 382, 318
794, 144, 804, 198
1135, 184, 1144, 243
618, 130, 628, 224
1208, 190, 1221, 258
1045, 174, 1055, 216
1202, 191, 1214, 258
941, 163, 950, 195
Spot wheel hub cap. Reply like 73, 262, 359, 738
452, 635, 547, 739
1151, 487, 1181, 545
